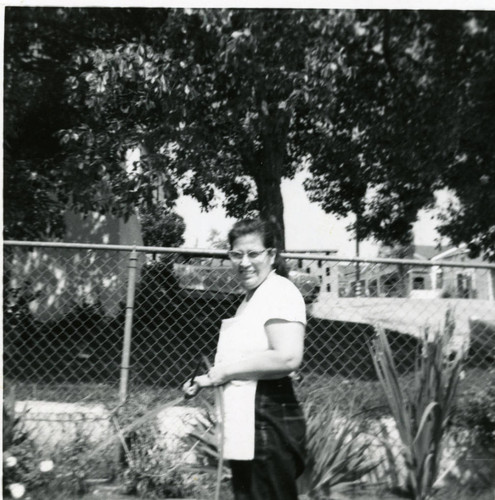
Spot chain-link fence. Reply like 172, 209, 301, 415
3, 241, 495, 488
4, 241, 494, 399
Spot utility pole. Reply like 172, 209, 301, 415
355, 214, 362, 297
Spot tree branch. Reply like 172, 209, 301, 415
382, 11, 398, 81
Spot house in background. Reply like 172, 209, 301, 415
341, 244, 495, 300
430, 247, 494, 300
285, 250, 340, 297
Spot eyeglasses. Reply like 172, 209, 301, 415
227, 249, 271, 263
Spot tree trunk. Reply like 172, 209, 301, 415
254, 168, 285, 247
251, 111, 290, 247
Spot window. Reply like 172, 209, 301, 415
319, 276, 322, 283
318, 260, 322, 268
413, 277, 425, 290
325, 267, 330, 276
306, 267, 311, 274
456, 273, 472, 298
297, 259, 303, 269
326, 283, 331, 292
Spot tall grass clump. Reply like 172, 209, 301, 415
371, 312, 465, 500
301, 400, 381, 499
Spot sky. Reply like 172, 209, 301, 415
175, 170, 449, 258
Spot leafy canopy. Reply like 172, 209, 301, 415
299, 10, 495, 259
4, 8, 495, 259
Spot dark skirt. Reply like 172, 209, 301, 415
230, 377, 306, 500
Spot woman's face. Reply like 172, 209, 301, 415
230, 232, 275, 291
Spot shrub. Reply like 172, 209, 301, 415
3, 390, 85, 499
3, 383, 117, 499
296, 373, 391, 419
303, 318, 420, 379
130, 260, 241, 385
118, 422, 205, 499
139, 205, 186, 248
3, 387, 30, 451
2, 397, 42, 498
4, 300, 122, 385
454, 367, 495, 446
467, 319, 495, 368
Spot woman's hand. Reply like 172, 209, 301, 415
182, 371, 221, 398
181, 368, 227, 398
182, 378, 201, 398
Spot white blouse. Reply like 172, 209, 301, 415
215, 271, 306, 460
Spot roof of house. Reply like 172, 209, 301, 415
432, 245, 470, 261
414, 244, 455, 261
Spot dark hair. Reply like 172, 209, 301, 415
227, 218, 289, 278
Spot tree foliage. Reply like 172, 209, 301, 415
58, 8, 327, 244
300, 10, 495, 259
4, 7, 71, 240
4, 8, 495, 258
139, 205, 185, 248
3, 7, 171, 239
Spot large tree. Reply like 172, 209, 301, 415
59, 9, 328, 245
300, 10, 495, 259
298, 10, 443, 245
432, 13, 495, 260
4, 7, 73, 240
3, 7, 173, 239
5, 8, 494, 258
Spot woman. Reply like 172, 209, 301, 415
184, 218, 306, 500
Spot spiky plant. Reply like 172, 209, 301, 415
371, 311, 464, 500
303, 401, 381, 499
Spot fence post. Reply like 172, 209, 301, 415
119, 249, 138, 404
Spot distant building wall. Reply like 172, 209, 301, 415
431, 249, 494, 300
6, 210, 144, 321
341, 246, 494, 300
288, 252, 339, 298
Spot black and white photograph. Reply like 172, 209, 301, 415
2, 2, 495, 500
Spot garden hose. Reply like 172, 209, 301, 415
89, 357, 205, 458
201, 355, 225, 500
87, 357, 226, 500
87, 394, 186, 459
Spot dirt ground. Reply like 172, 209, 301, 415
80, 483, 495, 500
80, 489, 193, 500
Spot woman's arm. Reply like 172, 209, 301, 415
194, 319, 304, 387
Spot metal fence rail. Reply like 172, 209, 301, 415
4, 240, 495, 403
